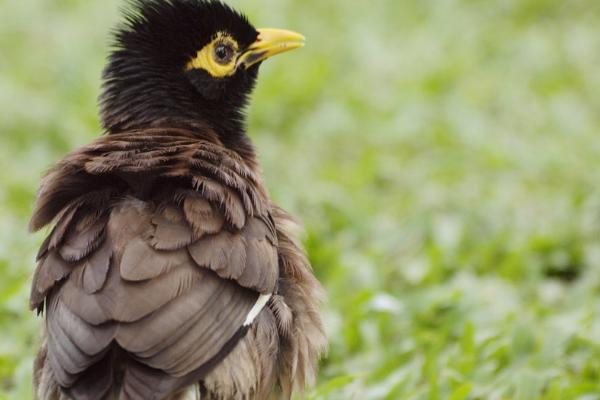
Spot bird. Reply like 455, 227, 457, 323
28, 1, 326, 399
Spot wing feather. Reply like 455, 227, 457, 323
120, 238, 187, 281
59, 210, 108, 262
148, 205, 195, 250
30, 251, 71, 310
183, 193, 224, 237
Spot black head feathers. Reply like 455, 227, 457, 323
115, 0, 258, 65
100, 0, 260, 143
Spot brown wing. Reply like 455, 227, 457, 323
30, 131, 279, 399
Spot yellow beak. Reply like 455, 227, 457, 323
238, 28, 305, 69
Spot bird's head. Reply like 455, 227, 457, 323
100, 0, 304, 147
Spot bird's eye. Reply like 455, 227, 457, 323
186, 33, 240, 77
213, 43, 234, 65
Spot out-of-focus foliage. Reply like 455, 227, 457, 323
1, 0, 600, 398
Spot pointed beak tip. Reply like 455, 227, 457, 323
296, 33, 307, 43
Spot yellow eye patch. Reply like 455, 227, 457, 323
186, 32, 240, 78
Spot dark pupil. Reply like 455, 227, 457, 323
214, 44, 232, 63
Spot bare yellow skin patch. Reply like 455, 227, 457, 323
186, 32, 239, 77
185, 28, 305, 78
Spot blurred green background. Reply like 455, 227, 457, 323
2, 0, 600, 398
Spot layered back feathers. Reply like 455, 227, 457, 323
31, 129, 326, 399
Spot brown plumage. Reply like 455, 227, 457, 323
30, 1, 326, 399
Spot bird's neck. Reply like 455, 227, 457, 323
99, 79, 257, 163
197, 105, 256, 161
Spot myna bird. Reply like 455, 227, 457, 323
29, 1, 326, 399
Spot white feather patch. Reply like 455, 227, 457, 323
244, 294, 271, 326
181, 383, 200, 400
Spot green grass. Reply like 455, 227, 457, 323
2, 0, 600, 398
